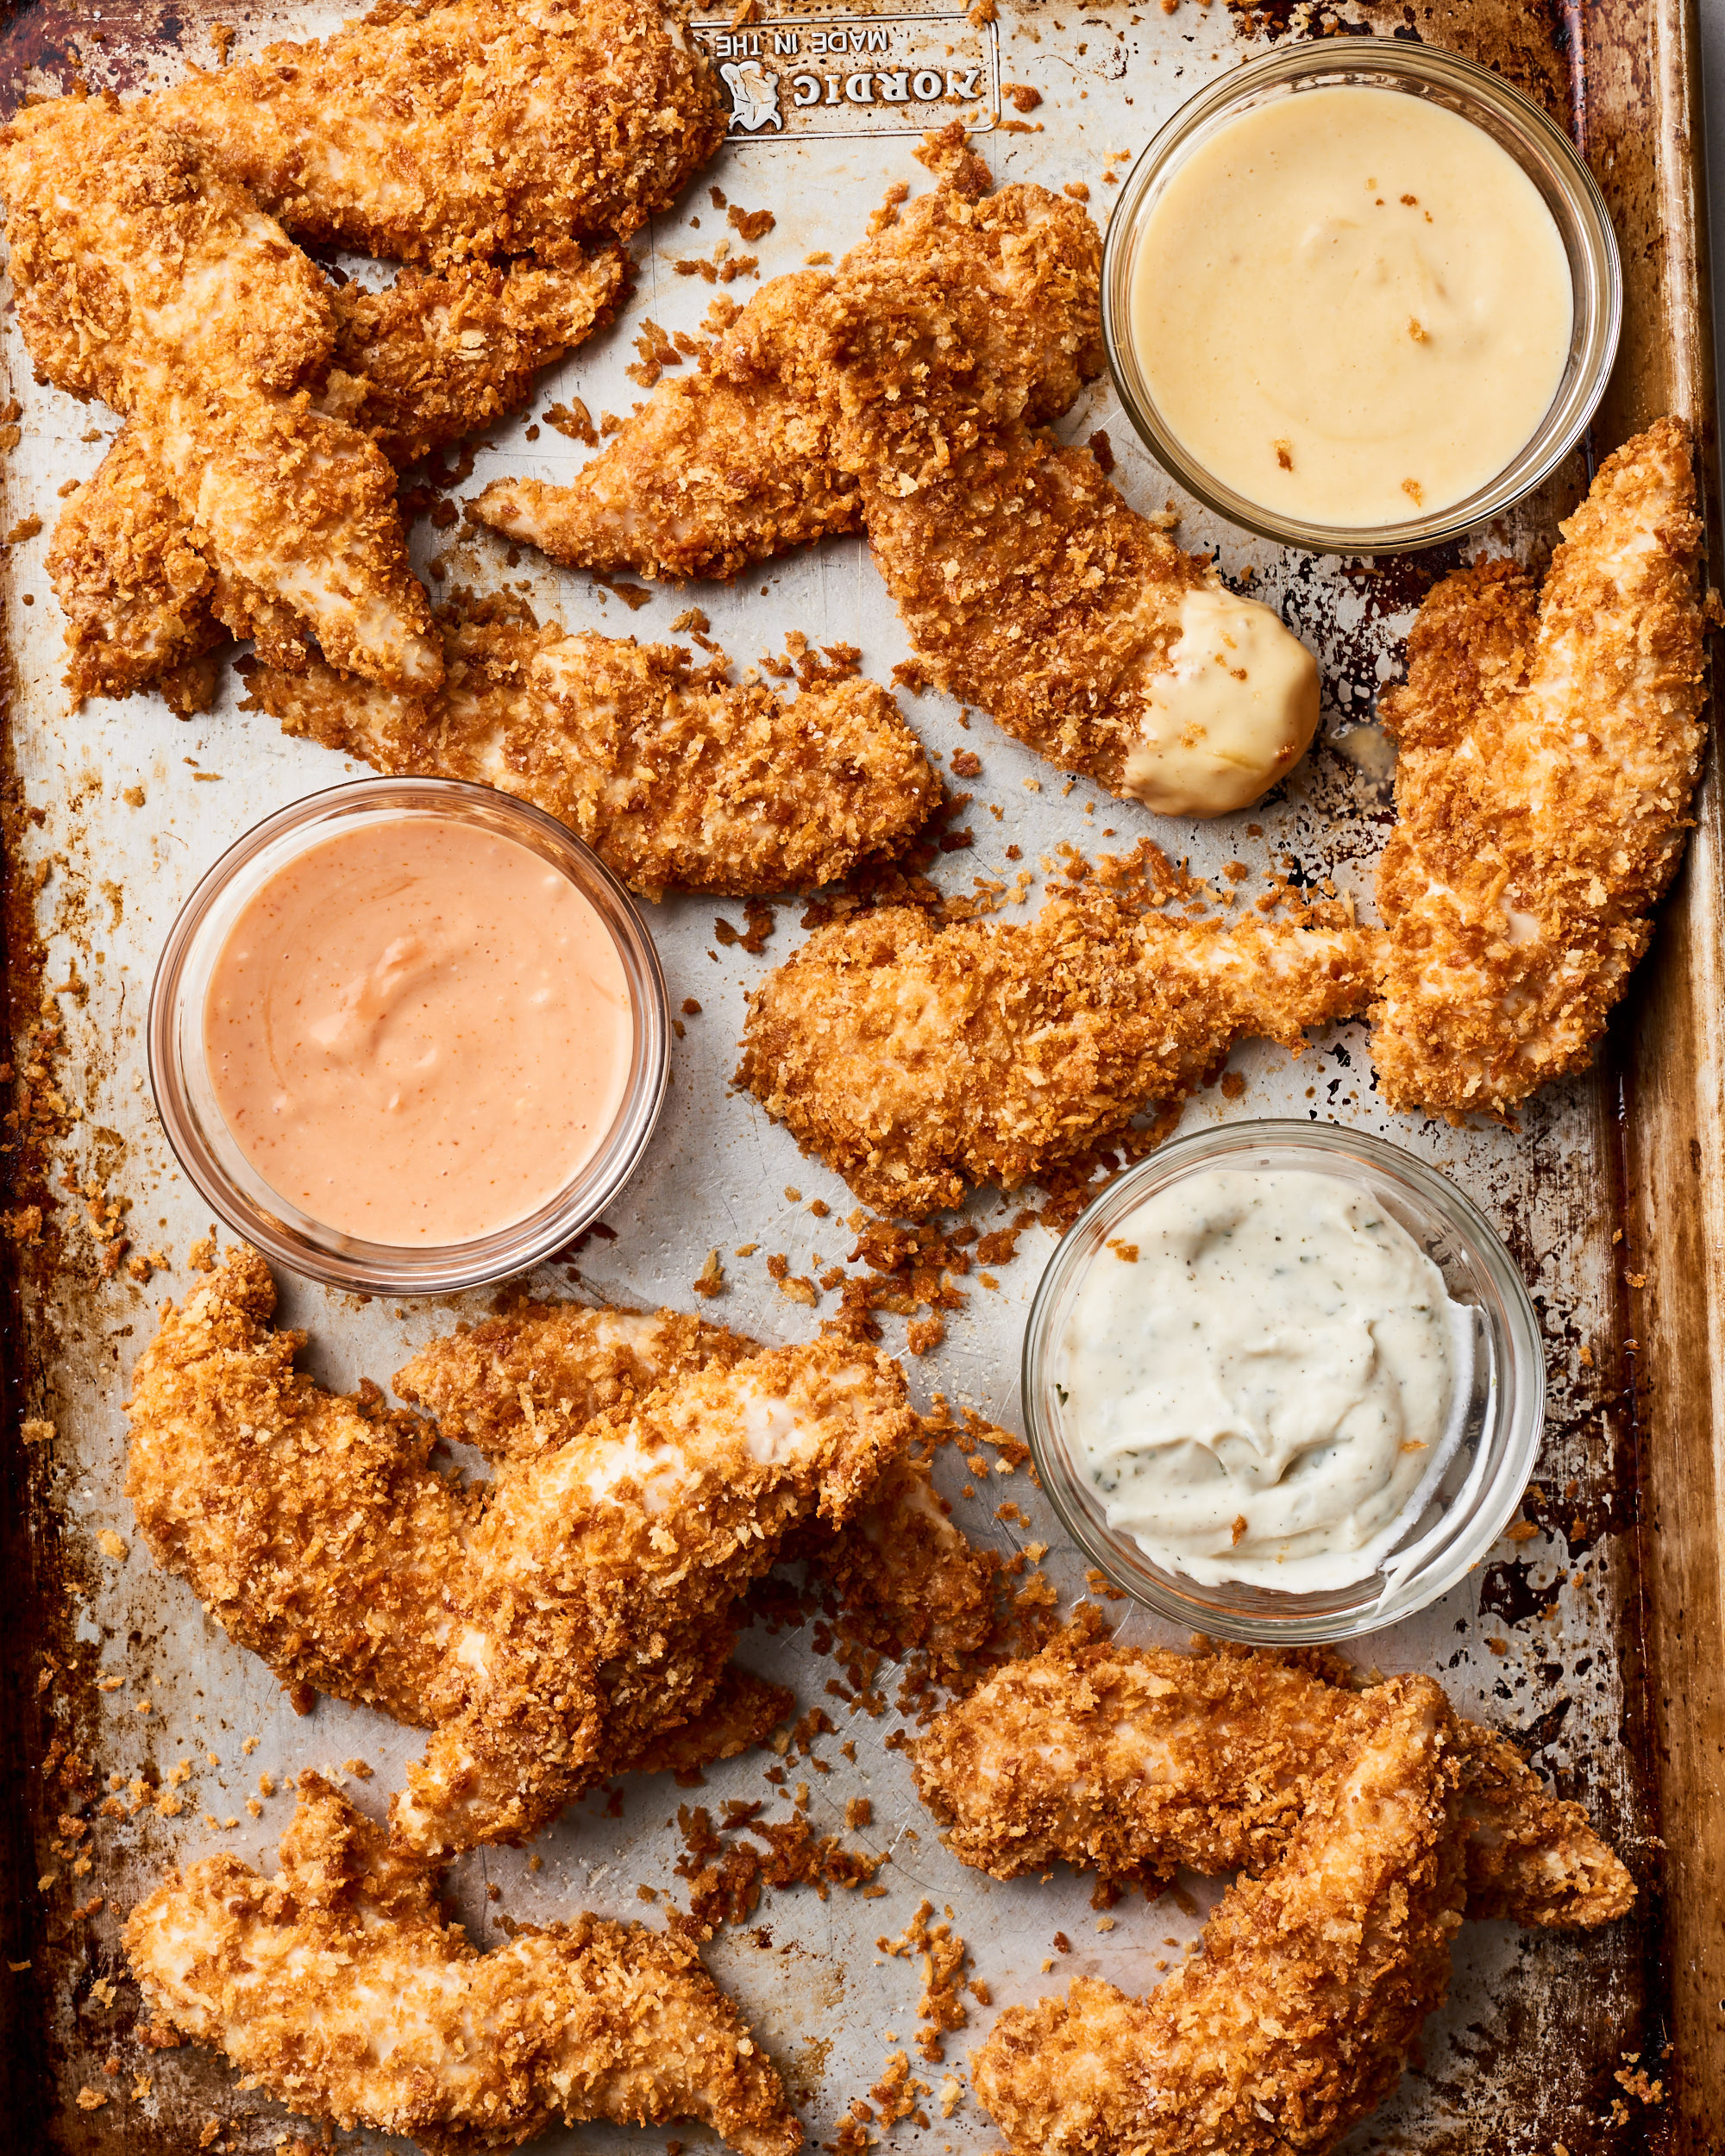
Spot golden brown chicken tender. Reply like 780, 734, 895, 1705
125, 1774, 803, 2156
473, 158, 1103, 583
149, 0, 725, 263
125, 1250, 919, 1858
1373, 417, 1709, 1115
0, 97, 440, 691
242, 592, 939, 899
913, 1618, 1634, 1928
970, 1677, 1466, 2156
49, 245, 625, 709
737, 887, 1371, 1217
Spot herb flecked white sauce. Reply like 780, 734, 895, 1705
1058, 1168, 1468, 1591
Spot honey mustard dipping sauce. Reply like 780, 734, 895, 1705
203, 816, 632, 1245
1126, 85, 1574, 528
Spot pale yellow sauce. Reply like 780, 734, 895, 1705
1125, 585, 1320, 817
1127, 86, 1574, 527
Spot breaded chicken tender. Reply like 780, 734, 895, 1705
126, 1251, 917, 1857
49, 247, 624, 711
0, 97, 440, 691
125, 1774, 802, 2156
791, 1449, 996, 1683
970, 1678, 1465, 2156
913, 1620, 1634, 1928
149, 0, 724, 263
478, 129, 1315, 804
322, 244, 630, 468
125, 1247, 477, 1728
397, 1303, 995, 1674
242, 592, 938, 899
46, 425, 227, 716
1373, 417, 1709, 1114
397, 1330, 913, 1856
474, 161, 1103, 582
823, 143, 1305, 799
737, 887, 1371, 1216
476, 272, 862, 582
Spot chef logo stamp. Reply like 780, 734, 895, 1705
694, 11, 1000, 139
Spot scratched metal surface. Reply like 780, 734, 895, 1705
0, 2, 1673, 2152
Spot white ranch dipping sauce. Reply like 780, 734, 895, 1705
1058, 1168, 1469, 1590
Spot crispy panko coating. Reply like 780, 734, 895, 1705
821, 144, 1231, 797
242, 592, 938, 899
49, 246, 623, 710
46, 424, 225, 715
476, 272, 862, 581
913, 1620, 1634, 1928
398, 1330, 913, 1857
125, 1774, 802, 2156
970, 1677, 1466, 2156
0, 97, 440, 691
737, 887, 1371, 1216
623, 1664, 795, 1779
1373, 417, 1709, 1115
474, 154, 1102, 582
791, 1451, 996, 1682
322, 243, 630, 467
395, 1300, 751, 1462
149, 0, 724, 263
126, 1252, 917, 1857
398, 1300, 995, 1676
125, 1247, 476, 1728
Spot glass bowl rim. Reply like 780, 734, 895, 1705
1099, 40, 1623, 556
1020, 1118, 1546, 1643
147, 774, 671, 1297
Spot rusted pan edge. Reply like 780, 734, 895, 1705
1613, 0, 1725, 2146
0, 376, 52, 2139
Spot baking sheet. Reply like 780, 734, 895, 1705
0, 2, 1684, 2150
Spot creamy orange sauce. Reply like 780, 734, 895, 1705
1127, 86, 1573, 527
204, 817, 631, 1244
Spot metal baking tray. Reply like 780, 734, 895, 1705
0, 0, 1717, 2150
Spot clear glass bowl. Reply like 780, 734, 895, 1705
1101, 42, 1622, 555
1022, 1121, 1545, 1643
148, 777, 670, 1296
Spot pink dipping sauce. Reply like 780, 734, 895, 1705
203, 817, 631, 1244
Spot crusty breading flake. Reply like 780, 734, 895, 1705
124, 1774, 802, 2156
737, 886, 1371, 1217
1373, 417, 1708, 1114
913, 1615, 1634, 1928
242, 591, 938, 899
